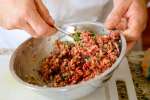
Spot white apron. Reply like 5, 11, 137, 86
0, 0, 113, 48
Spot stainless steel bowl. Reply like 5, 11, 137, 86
10, 22, 126, 100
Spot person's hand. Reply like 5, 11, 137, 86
0, 0, 56, 38
105, 0, 148, 52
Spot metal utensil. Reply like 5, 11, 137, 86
54, 25, 76, 37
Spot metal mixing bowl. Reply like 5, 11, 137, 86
10, 22, 126, 100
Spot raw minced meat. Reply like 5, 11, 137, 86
38, 31, 121, 87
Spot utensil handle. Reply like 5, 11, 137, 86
54, 25, 72, 37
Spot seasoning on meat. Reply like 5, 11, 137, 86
38, 31, 121, 87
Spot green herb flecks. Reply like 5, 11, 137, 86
73, 32, 81, 42
91, 32, 96, 37
85, 56, 91, 61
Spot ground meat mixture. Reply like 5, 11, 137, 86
39, 31, 121, 87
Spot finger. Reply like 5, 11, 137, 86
123, 18, 142, 53
21, 22, 38, 38
0, 17, 22, 30
5, 18, 39, 38
116, 18, 128, 30
35, 0, 54, 25
123, 3, 144, 42
26, 9, 56, 37
105, 0, 132, 29
123, 0, 147, 52
123, 18, 141, 42
122, 1, 147, 53
126, 41, 136, 54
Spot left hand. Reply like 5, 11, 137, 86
105, 0, 148, 52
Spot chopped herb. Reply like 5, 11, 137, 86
85, 56, 91, 61
73, 32, 81, 42
91, 32, 96, 37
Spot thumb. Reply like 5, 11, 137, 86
105, 0, 132, 29
35, 0, 55, 25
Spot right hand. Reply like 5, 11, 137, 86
105, 0, 148, 52
0, 0, 57, 38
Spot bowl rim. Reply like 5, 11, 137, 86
9, 21, 126, 91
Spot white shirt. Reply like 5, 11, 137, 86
0, 0, 113, 48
